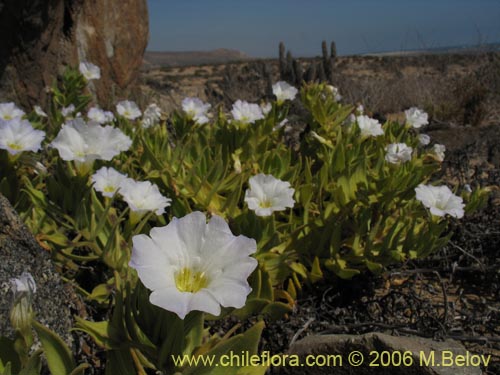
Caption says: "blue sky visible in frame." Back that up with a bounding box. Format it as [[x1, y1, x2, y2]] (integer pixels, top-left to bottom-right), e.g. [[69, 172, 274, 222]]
[[147, 0, 500, 57]]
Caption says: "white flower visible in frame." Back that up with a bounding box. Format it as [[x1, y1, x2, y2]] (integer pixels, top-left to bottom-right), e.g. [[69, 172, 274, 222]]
[[120, 179, 171, 216], [79, 62, 101, 81], [142, 103, 163, 128], [244, 174, 295, 216], [356, 115, 384, 137], [272, 81, 298, 103], [356, 104, 364, 115], [405, 107, 429, 128], [261, 102, 272, 116], [105, 112, 115, 122], [432, 144, 446, 162], [418, 134, 431, 146], [141, 118, 155, 129], [415, 184, 464, 218], [0, 119, 45, 155], [87, 107, 105, 124], [129, 211, 258, 319], [61, 104, 76, 118], [10, 272, 37, 295], [345, 113, 356, 126], [34, 105, 48, 117], [181, 97, 211, 125], [326, 85, 342, 102], [385, 143, 413, 164], [88, 107, 114, 124], [273, 118, 288, 132], [116, 100, 142, 120], [231, 100, 264, 125], [0, 102, 25, 121], [91, 167, 128, 197], [464, 184, 472, 193], [34, 161, 48, 175], [50, 118, 132, 163]]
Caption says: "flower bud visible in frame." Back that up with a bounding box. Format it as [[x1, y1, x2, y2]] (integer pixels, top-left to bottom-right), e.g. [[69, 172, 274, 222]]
[[9, 272, 36, 340], [232, 149, 243, 174]]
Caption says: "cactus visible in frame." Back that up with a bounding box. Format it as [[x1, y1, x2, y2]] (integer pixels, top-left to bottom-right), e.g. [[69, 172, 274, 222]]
[[262, 62, 273, 96], [321, 40, 332, 82], [278, 42, 297, 84], [305, 63, 316, 83], [278, 40, 337, 85], [317, 61, 326, 82], [279, 41, 286, 78], [293, 59, 303, 84], [322, 40, 330, 75], [286, 51, 296, 83], [330, 41, 337, 60]]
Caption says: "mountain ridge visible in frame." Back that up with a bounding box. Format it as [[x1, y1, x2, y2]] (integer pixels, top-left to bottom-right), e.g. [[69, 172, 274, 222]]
[[143, 48, 250, 68]]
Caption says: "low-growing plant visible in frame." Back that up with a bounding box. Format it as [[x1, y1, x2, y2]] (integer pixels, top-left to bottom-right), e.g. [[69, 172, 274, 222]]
[[0, 63, 489, 374]]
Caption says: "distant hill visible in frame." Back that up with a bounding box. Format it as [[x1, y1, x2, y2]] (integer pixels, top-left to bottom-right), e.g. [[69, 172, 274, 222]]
[[364, 42, 500, 57], [143, 48, 251, 68]]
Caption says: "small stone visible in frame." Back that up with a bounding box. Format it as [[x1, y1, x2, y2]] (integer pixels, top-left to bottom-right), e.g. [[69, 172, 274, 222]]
[[281, 332, 483, 375]]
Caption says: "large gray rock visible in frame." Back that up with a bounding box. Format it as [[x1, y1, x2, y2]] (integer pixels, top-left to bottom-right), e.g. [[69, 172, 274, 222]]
[[0, 194, 73, 344], [281, 332, 484, 375], [0, 0, 149, 108]]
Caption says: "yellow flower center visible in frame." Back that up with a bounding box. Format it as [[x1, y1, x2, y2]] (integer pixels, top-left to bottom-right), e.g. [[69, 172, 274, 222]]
[[259, 199, 272, 208], [4, 115, 12, 120], [103, 185, 115, 193], [435, 201, 446, 211], [7, 143, 22, 150], [175, 267, 209, 293]]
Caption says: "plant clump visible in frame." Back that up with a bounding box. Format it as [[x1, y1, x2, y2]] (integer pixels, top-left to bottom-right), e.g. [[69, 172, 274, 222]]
[[0, 64, 489, 374]]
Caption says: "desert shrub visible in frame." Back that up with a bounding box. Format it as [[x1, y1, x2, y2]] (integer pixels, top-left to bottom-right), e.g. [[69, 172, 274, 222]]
[[194, 68, 208, 77]]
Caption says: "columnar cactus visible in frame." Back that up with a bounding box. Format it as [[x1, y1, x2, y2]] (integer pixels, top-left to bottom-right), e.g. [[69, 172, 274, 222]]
[[262, 62, 273, 96], [330, 40, 337, 60], [278, 40, 337, 85], [293, 59, 304, 84], [305, 63, 316, 83], [286, 51, 296, 83], [317, 61, 327, 82], [322, 40, 331, 80], [279, 42, 286, 78]]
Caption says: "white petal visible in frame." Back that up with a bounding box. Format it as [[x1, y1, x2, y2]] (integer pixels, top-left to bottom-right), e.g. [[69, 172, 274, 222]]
[[150, 287, 192, 319], [175, 212, 207, 257], [186, 290, 221, 316], [429, 207, 446, 217], [255, 207, 273, 216], [208, 280, 252, 308], [149, 221, 187, 265], [130, 235, 173, 290], [216, 257, 258, 281]]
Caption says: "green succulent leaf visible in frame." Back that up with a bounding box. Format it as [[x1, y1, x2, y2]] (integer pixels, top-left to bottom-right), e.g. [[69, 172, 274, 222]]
[[32, 321, 77, 375]]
